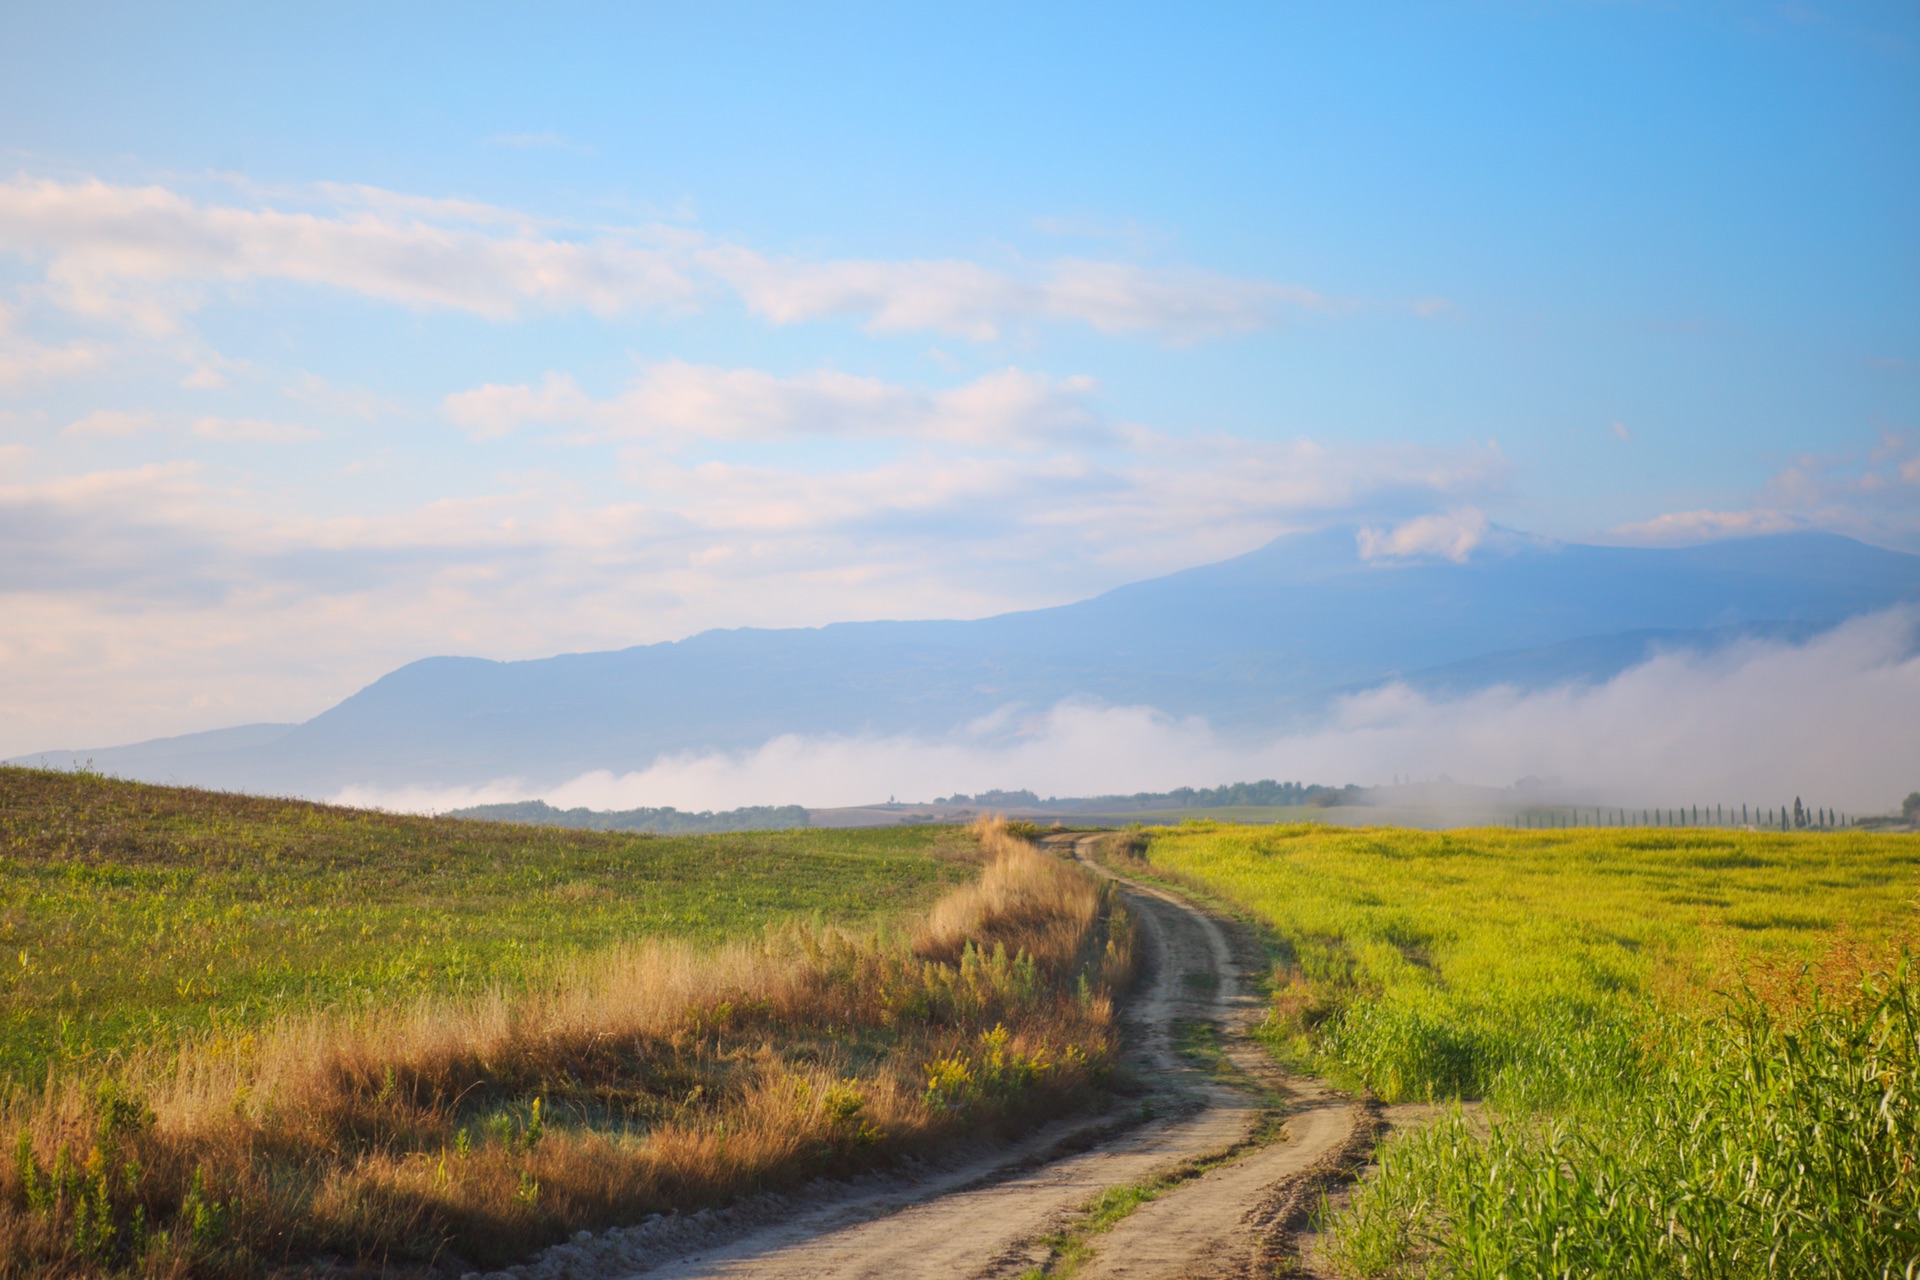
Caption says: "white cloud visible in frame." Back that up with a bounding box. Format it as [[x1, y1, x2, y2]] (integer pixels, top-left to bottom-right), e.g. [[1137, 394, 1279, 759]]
[[443, 363, 1112, 448], [699, 246, 1318, 341], [443, 373, 596, 439], [190, 416, 320, 443], [697, 247, 1036, 340], [335, 611, 1920, 815], [1609, 508, 1808, 544], [0, 176, 696, 333], [0, 307, 105, 387], [1610, 431, 1920, 550], [1039, 259, 1321, 338], [283, 372, 401, 422], [59, 409, 319, 444], [63, 409, 160, 438], [1357, 508, 1489, 562], [0, 176, 1314, 343]]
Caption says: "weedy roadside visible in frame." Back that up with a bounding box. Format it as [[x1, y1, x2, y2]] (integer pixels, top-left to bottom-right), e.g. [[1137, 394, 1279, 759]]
[[0, 810, 1134, 1278]]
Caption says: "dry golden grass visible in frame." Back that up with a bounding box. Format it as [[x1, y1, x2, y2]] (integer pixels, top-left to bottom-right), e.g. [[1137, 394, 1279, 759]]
[[0, 819, 1133, 1278]]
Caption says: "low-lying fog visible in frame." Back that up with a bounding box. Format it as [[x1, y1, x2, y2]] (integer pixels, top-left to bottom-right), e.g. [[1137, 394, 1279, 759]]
[[336, 608, 1920, 818]]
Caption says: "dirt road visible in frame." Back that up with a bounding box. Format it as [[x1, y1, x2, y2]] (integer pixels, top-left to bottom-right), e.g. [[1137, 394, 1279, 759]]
[[511, 836, 1368, 1280]]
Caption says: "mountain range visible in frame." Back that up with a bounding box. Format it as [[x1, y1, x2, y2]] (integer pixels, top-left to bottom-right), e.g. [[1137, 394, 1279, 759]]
[[15, 527, 1920, 799]]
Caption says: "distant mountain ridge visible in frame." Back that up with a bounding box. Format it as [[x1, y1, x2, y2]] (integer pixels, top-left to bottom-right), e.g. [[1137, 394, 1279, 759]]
[[15, 528, 1920, 798]]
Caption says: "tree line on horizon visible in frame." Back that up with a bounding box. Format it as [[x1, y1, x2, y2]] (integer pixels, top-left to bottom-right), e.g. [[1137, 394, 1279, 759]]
[[1515, 799, 1868, 831]]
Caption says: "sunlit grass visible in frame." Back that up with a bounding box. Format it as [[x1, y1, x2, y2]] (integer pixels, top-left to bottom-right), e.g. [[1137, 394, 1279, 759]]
[[0, 776, 1136, 1276], [1136, 821, 1920, 1278], [0, 766, 974, 1084]]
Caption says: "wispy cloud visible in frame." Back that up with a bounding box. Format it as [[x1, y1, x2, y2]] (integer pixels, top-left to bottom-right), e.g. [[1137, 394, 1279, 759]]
[[0, 176, 696, 333], [1610, 430, 1920, 550], [60, 409, 318, 444], [699, 246, 1319, 341], [1609, 508, 1809, 544], [443, 363, 1114, 448], [0, 306, 105, 386], [189, 416, 320, 443], [62, 409, 159, 438], [0, 175, 1319, 343]]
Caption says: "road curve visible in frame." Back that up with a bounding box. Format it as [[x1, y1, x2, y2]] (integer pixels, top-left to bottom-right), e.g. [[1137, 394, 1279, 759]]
[[517, 835, 1366, 1280]]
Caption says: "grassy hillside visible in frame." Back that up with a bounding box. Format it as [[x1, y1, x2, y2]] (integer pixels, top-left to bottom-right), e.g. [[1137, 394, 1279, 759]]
[[1123, 822, 1920, 1278], [0, 773, 1133, 1277], [0, 766, 973, 1084]]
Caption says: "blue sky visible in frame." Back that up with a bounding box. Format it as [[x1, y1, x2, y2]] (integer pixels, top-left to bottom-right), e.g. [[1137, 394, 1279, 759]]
[[1, 1, 1916, 755]]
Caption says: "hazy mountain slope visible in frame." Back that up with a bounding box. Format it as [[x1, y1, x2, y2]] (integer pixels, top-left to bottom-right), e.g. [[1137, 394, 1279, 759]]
[[16, 723, 298, 779], [18, 530, 1920, 795]]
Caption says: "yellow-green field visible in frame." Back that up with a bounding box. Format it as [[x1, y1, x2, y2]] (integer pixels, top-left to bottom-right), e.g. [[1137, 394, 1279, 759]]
[[1129, 821, 1920, 1279]]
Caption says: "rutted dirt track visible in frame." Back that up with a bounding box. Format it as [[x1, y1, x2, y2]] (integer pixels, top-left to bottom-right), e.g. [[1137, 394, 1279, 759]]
[[567, 836, 1373, 1280]]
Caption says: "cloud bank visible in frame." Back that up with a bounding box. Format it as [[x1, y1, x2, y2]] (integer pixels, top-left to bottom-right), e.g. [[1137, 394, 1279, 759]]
[[337, 610, 1920, 816]]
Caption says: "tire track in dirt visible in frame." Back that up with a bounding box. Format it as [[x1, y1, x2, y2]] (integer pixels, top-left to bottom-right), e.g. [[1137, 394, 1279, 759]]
[[532, 835, 1365, 1280]]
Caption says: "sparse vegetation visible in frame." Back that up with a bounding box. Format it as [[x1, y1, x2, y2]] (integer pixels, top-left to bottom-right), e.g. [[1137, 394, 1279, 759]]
[[1128, 822, 1920, 1279], [0, 771, 1135, 1276]]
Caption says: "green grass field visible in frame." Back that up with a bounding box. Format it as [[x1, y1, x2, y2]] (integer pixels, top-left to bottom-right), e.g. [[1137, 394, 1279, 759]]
[[1131, 821, 1920, 1279], [0, 774, 1129, 1275], [0, 766, 974, 1084]]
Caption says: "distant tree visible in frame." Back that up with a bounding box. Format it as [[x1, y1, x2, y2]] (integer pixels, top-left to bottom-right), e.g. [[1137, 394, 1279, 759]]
[[1904, 792, 1920, 824]]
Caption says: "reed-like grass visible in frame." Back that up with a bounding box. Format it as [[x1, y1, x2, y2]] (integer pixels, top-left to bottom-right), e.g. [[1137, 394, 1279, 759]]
[[1328, 950, 1919, 1279], [1134, 821, 1920, 1279], [1, 819, 1133, 1277]]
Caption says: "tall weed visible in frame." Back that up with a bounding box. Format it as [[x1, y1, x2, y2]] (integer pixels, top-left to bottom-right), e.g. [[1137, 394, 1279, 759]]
[[1327, 955, 1920, 1279]]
